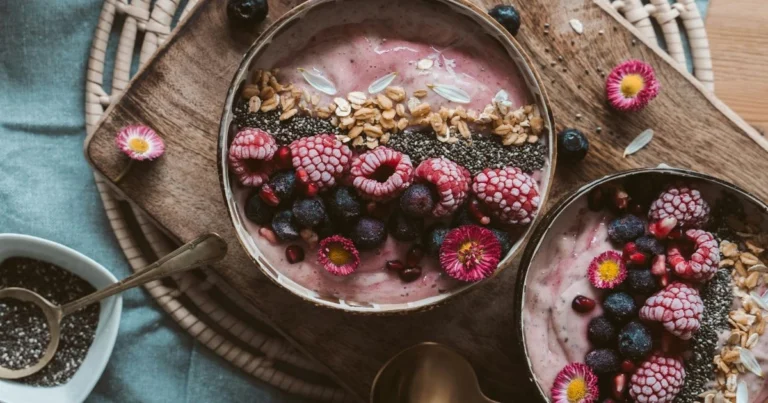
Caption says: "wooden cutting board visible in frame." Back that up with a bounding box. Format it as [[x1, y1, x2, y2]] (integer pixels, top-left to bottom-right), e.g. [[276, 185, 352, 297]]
[[85, 0, 768, 401]]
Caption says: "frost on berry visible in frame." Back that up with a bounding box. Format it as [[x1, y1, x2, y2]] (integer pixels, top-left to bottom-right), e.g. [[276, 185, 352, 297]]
[[349, 147, 413, 201], [228, 128, 278, 187], [639, 282, 703, 340], [648, 183, 710, 229], [289, 134, 352, 190], [629, 354, 685, 403], [666, 229, 719, 282], [414, 157, 470, 217], [472, 167, 540, 225]]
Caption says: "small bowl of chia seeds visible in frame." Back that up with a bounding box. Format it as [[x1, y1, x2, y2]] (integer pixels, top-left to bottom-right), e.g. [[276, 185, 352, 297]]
[[0, 234, 121, 403]]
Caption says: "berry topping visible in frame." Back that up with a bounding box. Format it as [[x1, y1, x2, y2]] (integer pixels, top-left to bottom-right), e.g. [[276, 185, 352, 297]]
[[490, 229, 512, 256], [227, 0, 269, 25], [588, 251, 627, 289], [285, 245, 304, 264], [289, 134, 352, 191], [229, 128, 278, 187], [245, 190, 276, 225], [612, 373, 628, 401], [315, 218, 337, 240], [439, 225, 502, 282], [388, 211, 423, 242], [115, 125, 165, 161], [472, 166, 540, 226], [266, 170, 297, 204], [423, 224, 450, 258], [635, 236, 665, 256], [488, 5, 521, 36], [626, 269, 658, 295], [557, 128, 590, 161], [318, 235, 360, 276], [350, 217, 387, 251], [550, 363, 599, 403], [618, 321, 653, 361], [399, 266, 423, 283], [291, 198, 327, 229], [406, 245, 425, 267], [386, 260, 404, 272], [606, 60, 660, 112], [622, 242, 649, 266], [399, 183, 436, 217], [467, 198, 492, 226], [603, 292, 638, 325], [639, 282, 703, 340], [628, 354, 685, 403], [271, 210, 300, 241], [666, 229, 719, 282], [415, 157, 471, 217], [273, 145, 293, 170], [325, 187, 361, 226], [588, 316, 617, 347], [607, 215, 645, 244], [572, 295, 597, 313], [621, 360, 636, 374], [585, 349, 621, 375], [349, 147, 414, 201], [648, 183, 710, 230]]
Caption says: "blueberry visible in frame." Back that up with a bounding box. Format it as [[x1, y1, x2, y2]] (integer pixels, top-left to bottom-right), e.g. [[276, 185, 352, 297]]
[[626, 269, 657, 295], [603, 292, 638, 325], [315, 218, 337, 240], [490, 229, 512, 256], [245, 190, 275, 225], [227, 0, 269, 25], [588, 316, 617, 347], [269, 170, 296, 204], [389, 211, 424, 242], [607, 215, 645, 244], [351, 217, 387, 250], [424, 224, 450, 257], [488, 5, 521, 36], [635, 236, 664, 255], [585, 349, 621, 375], [399, 184, 435, 217], [292, 198, 326, 228], [326, 187, 361, 225], [618, 321, 653, 361], [271, 210, 300, 241], [557, 128, 590, 161]]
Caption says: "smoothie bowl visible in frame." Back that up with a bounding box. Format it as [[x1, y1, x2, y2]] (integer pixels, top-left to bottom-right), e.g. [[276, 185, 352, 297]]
[[218, 0, 555, 313], [515, 168, 768, 403]]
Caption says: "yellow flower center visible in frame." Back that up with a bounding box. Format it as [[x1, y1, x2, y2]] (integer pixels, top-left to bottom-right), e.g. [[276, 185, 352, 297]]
[[457, 240, 479, 264], [128, 137, 150, 154], [620, 74, 645, 98], [598, 260, 621, 282], [566, 378, 587, 402], [327, 244, 352, 266]]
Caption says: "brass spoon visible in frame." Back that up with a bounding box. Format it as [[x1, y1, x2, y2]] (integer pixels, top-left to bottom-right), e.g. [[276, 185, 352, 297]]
[[370, 343, 499, 403], [0, 233, 228, 380]]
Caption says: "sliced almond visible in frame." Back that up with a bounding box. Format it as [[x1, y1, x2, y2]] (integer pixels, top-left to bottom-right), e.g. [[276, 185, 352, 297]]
[[380, 132, 391, 145], [410, 103, 431, 118], [741, 253, 760, 266], [493, 124, 513, 136], [397, 118, 409, 131], [242, 84, 260, 99], [334, 97, 352, 117], [395, 103, 406, 117], [382, 109, 397, 120], [348, 125, 364, 139], [363, 124, 383, 138], [347, 91, 367, 105], [413, 89, 428, 98], [376, 94, 394, 110], [260, 94, 280, 112], [384, 86, 406, 103], [279, 108, 298, 121], [722, 241, 739, 258]]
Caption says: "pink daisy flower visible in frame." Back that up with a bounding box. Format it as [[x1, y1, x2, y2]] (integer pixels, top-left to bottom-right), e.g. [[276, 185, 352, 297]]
[[115, 125, 165, 161], [439, 225, 501, 282], [587, 250, 627, 289], [605, 60, 660, 112], [317, 235, 360, 276], [550, 363, 599, 403]]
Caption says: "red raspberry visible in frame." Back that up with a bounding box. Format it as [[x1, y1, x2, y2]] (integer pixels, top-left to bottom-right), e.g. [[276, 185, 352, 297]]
[[648, 183, 710, 230], [472, 167, 541, 226], [228, 128, 278, 187], [628, 354, 685, 403], [413, 157, 471, 217], [666, 229, 719, 282], [639, 282, 703, 340], [289, 134, 352, 191], [349, 147, 413, 201]]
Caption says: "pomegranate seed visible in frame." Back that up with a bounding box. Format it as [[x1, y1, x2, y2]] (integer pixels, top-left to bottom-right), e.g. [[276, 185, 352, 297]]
[[658, 272, 670, 287], [399, 266, 422, 283], [468, 199, 491, 225], [285, 245, 305, 264], [612, 373, 627, 400], [386, 260, 405, 272], [620, 360, 635, 374], [303, 183, 319, 197], [572, 295, 596, 313], [406, 245, 425, 266], [274, 146, 293, 170], [587, 187, 605, 211], [259, 184, 281, 206], [613, 188, 629, 211], [651, 255, 667, 276], [648, 216, 677, 239], [295, 168, 311, 184]]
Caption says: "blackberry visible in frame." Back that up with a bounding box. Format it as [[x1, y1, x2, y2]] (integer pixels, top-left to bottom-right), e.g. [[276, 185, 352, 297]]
[[607, 215, 645, 244], [424, 224, 450, 258], [585, 349, 621, 375], [291, 198, 326, 229], [269, 170, 297, 204], [626, 269, 657, 295], [351, 217, 387, 250], [245, 190, 275, 225], [588, 316, 618, 347], [603, 292, 637, 325], [388, 211, 423, 242], [227, 0, 268, 25], [399, 184, 435, 217], [325, 187, 361, 225], [490, 229, 512, 256], [635, 236, 664, 255], [488, 5, 521, 36], [271, 210, 300, 241], [618, 321, 653, 361], [557, 128, 589, 161]]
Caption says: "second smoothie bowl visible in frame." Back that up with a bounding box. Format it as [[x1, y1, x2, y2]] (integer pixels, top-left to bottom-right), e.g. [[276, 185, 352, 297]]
[[218, 0, 555, 313]]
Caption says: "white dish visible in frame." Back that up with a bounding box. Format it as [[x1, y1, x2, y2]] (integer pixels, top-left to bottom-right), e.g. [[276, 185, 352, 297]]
[[0, 234, 122, 403]]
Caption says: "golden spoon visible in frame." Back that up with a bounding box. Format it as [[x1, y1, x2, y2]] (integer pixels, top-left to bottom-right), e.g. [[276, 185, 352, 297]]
[[0, 233, 228, 380], [370, 343, 499, 403]]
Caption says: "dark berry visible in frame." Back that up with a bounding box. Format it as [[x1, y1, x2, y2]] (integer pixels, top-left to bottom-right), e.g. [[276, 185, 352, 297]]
[[271, 210, 300, 241], [386, 260, 405, 272], [557, 128, 589, 161], [227, 0, 268, 25], [626, 269, 657, 295], [269, 170, 296, 203], [285, 245, 304, 264], [388, 211, 423, 242], [488, 5, 521, 36], [351, 217, 387, 250], [607, 215, 645, 244], [618, 321, 652, 361], [315, 217, 336, 240], [326, 187, 361, 225], [603, 292, 638, 325], [452, 207, 476, 227], [587, 187, 606, 211], [245, 190, 275, 225], [292, 198, 326, 228], [572, 295, 596, 313], [406, 245, 425, 266], [635, 236, 664, 255], [588, 316, 617, 347], [399, 184, 435, 217], [424, 224, 450, 257], [399, 266, 422, 283], [585, 349, 621, 375], [490, 229, 512, 256]]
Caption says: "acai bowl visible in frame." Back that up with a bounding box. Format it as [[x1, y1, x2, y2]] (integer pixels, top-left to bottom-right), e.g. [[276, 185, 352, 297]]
[[515, 168, 768, 403], [218, 0, 555, 313]]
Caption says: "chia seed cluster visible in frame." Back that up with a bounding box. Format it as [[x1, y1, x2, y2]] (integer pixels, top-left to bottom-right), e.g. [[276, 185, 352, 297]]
[[0, 257, 99, 387], [232, 100, 339, 145]]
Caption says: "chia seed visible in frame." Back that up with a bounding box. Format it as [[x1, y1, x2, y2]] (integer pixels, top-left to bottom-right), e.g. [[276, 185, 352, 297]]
[[0, 257, 99, 387], [232, 100, 340, 145]]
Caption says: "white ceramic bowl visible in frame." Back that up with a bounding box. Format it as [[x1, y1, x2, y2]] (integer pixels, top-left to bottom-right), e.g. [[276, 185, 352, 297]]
[[0, 234, 122, 403]]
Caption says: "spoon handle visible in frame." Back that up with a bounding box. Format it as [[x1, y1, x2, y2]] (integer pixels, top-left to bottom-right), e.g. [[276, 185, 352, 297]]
[[61, 233, 228, 317]]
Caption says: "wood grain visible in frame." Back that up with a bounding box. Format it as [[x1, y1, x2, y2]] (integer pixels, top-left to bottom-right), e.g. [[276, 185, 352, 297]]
[[85, 0, 768, 401]]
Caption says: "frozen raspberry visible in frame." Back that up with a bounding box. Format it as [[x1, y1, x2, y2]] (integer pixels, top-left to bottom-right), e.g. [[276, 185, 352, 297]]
[[639, 282, 703, 340], [628, 354, 685, 403], [472, 167, 540, 226], [349, 147, 414, 201], [648, 183, 710, 232], [289, 134, 352, 191], [666, 229, 719, 282], [414, 157, 471, 217], [228, 128, 278, 187]]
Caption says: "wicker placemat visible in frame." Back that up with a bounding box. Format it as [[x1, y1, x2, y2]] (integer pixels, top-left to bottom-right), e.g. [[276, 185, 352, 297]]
[[82, 0, 712, 400]]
